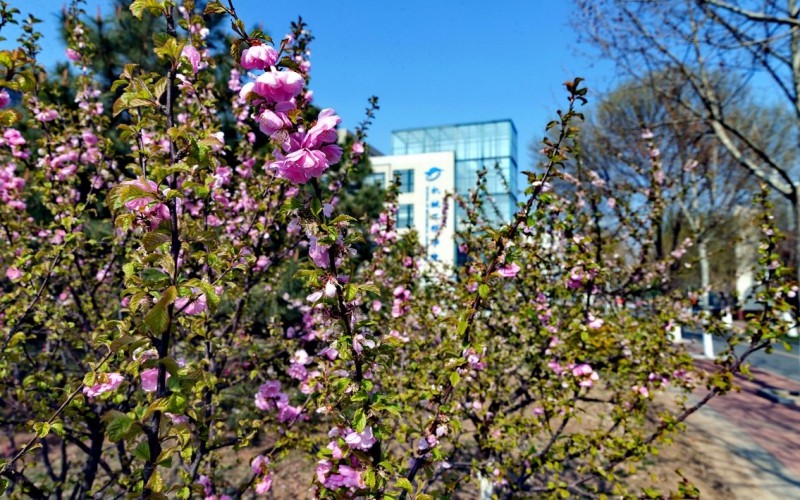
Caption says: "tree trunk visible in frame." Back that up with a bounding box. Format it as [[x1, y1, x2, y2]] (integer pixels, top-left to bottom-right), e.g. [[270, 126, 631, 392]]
[[793, 193, 800, 330], [698, 239, 714, 358]]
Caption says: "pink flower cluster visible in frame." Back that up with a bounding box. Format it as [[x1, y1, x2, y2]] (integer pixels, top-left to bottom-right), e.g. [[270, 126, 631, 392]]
[[316, 460, 364, 492], [496, 262, 520, 278], [462, 347, 487, 371], [254, 380, 304, 423], [240, 44, 279, 70], [571, 363, 599, 388], [267, 108, 343, 183], [120, 178, 170, 229], [391, 285, 411, 318], [0, 161, 26, 210], [566, 266, 596, 290], [239, 44, 342, 184], [251, 455, 273, 494], [197, 475, 231, 500], [82, 372, 124, 398], [0, 129, 29, 160], [370, 208, 398, 253]]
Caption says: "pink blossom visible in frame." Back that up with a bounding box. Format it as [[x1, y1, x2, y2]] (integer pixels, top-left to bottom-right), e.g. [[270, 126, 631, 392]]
[[5, 266, 22, 281], [82, 372, 124, 397], [277, 403, 302, 423], [288, 363, 308, 380], [35, 109, 59, 122], [497, 263, 520, 278], [181, 45, 202, 74], [316, 460, 333, 484], [572, 363, 593, 377], [251, 455, 270, 474], [240, 44, 278, 70], [352, 334, 375, 355], [253, 68, 305, 103], [175, 292, 207, 315], [140, 367, 169, 392], [258, 380, 282, 398], [587, 314, 604, 330], [255, 108, 292, 136], [66, 48, 80, 62], [344, 426, 377, 450], [272, 148, 330, 184], [308, 235, 330, 268], [0, 89, 9, 108], [323, 465, 364, 490], [254, 474, 273, 494], [327, 440, 345, 459], [302, 109, 340, 149], [120, 178, 158, 211], [198, 475, 213, 496]]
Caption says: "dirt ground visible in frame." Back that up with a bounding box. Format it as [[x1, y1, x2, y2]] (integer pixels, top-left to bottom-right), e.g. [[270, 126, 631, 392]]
[[4, 377, 798, 498]]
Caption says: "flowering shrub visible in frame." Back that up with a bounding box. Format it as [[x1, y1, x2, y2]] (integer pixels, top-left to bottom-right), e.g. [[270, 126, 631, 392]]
[[0, 1, 793, 498]]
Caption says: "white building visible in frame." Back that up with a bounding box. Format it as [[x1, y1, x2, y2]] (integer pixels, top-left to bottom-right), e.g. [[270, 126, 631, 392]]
[[368, 151, 457, 267], [367, 120, 519, 268]]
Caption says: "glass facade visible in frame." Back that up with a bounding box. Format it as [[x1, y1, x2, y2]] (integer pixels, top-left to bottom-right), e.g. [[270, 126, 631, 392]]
[[364, 172, 386, 187], [397, 203, 414, 228], [394, 169, 414, 193], [391, 120, 518, 226]]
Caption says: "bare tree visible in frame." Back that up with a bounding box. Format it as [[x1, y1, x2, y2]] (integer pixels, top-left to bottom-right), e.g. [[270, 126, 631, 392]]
[[575, 0, 800, 312]]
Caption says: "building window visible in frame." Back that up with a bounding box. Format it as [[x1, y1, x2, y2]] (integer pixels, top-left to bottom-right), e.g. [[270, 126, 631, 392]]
[[394, 169, 414, 193], [364, 172, 385, 187], [397, 204, 414, 228]]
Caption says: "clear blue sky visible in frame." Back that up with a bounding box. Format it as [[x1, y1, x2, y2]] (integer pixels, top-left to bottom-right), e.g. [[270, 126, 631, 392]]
[[3, 0, 618, 166]]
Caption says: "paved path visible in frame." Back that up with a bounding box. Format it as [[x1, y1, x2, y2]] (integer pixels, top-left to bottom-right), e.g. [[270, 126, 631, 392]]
[[683, 329, 800, 383], [685, 358, 800, 497]]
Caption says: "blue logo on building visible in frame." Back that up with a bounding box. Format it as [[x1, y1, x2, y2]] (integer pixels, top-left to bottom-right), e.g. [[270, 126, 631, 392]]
[[425, 166, 442, 182]]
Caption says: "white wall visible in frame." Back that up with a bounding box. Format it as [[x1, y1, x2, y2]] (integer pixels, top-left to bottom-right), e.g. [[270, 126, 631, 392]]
[[370, 152, 457, 267]]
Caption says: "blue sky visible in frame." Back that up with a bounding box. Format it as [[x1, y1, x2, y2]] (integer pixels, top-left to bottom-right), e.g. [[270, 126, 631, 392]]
[[3, 0, 619, 166]]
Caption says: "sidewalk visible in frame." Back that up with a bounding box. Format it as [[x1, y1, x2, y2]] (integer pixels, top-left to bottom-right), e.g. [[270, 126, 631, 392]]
[[687, 358, 800, 497]]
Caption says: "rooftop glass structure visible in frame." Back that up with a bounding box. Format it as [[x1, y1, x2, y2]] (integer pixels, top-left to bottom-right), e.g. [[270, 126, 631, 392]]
[[391, 120, 518, 224]]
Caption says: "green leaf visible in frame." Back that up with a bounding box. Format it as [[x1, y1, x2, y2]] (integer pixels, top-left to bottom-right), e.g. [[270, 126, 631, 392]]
[[103, 411, 135, 442], [0, 108, 21, 126], [144, 286, 177, 334], [396, 478, 412, 492], [161, 357, 181, 376], [50, 422, 65, 437], [146, 469, 164, 493], [353, 408, 367, 432], [456, 316, 469, 336], [449, 371, 460, 387], [330, 214, 356, 224], [344, 283, 357, 302], [364, 469, 376, 489], [142, 268, 170, 287], [130, 0, 163, 19], [197, 281, 220, 314], [143, 231, 171, 252], [34, 422, 50, 438], [478, 284, 490, 299], [203, 1, 227, 14], [111, 334, 139, 353], [133, 441, 151, 461]]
